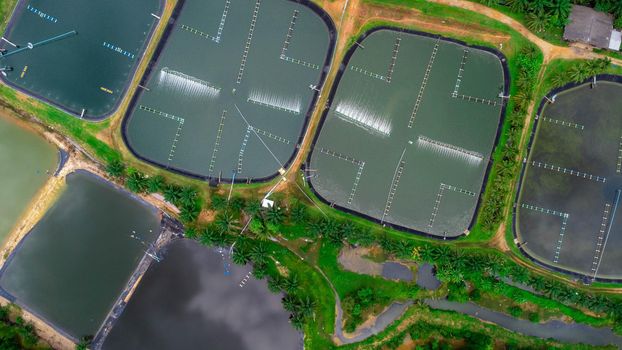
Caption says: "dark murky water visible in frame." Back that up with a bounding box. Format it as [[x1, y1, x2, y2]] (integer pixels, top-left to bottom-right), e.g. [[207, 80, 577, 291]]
[[102, 239, 300, 350]]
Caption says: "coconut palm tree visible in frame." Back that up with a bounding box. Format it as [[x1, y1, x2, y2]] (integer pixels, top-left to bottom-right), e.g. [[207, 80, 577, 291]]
[[297, 295, 315, 317], [265, 205, 284, 225], [232, 247, 251, 265], [179, 186, 199, 207], [228, 196, 246, 213], [569, 64, 589, 82], [126, 170, 148, 193], [550, 0, 571, 25], [200, 226, 221, 246], [164, 184, 182, 204], [184, 226, 198, 239], [215, 211, 239, 233], [529, 0, 552, 13], [244, 198, 262, 216], [106, 159, 126, 178], [550, 71, 568, 87], [284, 274, 300, 293], [290, 201, 308, 223], [289, 312, 305, 330], [282, 295, 299, 313], [147, 175, 165, 193], [511, 91, 531, 112], [250, 242, 269, 264], [210, 194, 228, 210], [479, 0, 498, 7], [526, 9, 549, 33], [252, 261, 268, 279], [506, 0, 530, 13], [180, 204, 200, 223]]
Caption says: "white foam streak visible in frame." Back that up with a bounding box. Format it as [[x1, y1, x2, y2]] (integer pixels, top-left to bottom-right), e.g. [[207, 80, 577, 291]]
[[247, 89, 301, 115], [334, 100, 391, 137], [416, 136, 483, 166], [157, 67, 220, 98]]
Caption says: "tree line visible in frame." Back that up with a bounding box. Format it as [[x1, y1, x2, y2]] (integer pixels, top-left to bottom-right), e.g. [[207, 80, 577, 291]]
[[476, 0, 622, 33]]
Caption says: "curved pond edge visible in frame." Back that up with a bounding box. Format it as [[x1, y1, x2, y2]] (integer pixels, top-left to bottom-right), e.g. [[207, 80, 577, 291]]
[[304, 25, 511, 240], [425, 299, 622, 347], [0, 0, 166, 120], [512, 74, 622, 283], [120, 0, 337, 184]]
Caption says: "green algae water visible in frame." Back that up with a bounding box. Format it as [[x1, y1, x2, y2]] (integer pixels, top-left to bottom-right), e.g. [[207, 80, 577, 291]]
[[0, 171, 160, 339], [124, 0, 333, 180], [308, 29, 506, 237], [0, 0, 161, 118], [0, 113, 56, 242]]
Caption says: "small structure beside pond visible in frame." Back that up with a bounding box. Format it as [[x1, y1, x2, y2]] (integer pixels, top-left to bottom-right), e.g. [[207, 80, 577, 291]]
[[563, 5, 621, 51]]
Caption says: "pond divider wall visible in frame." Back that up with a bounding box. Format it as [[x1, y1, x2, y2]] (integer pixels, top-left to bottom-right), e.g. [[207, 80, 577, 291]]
[[305, 26, 510, 240], [120, 0, 337, 184], [91, 215, 184, 350]]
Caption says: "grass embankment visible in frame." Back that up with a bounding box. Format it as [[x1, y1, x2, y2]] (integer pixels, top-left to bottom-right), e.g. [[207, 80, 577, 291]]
[[2, 0, 622, 348]]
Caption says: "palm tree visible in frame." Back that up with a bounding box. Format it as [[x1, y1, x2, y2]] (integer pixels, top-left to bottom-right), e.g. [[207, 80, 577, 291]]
[[497, 160, 516, 177], [200, 226, 220, 246], [210, 194, 228, 210], [232, 247, 251, 265], [164, 184, 182, 204], [550, 71, 568, 87], [282, 295, 299, 313], [340, 221, 356, 240], [180, 203, 200, 223], [252, 261, 268, 279], [250, 242, 269, 264], [529, 0, 551, 13], [480, 0, 498, 6], [106, 159, 126, 178], [551, 0, 571, 25], [229, 196, 246, 213], [511, 91, 530, 112], [526, 9, 549, 33], [215, 211, 239, 233], [179, 186, 198, 207], [506, 0, 529, 13], [244, 198, 262, 216], [126, 170, 148, 193], [290, 201, 308, 223], [267, 277, 284, 293], [569, 64, 589, 83], [185, 226, 198, 239], [284, 274, 300, 293], [289, 312, 305, 330], [265, 205, 284, 225], [147, 175, 165, 193], [297, 295, 315, 317]]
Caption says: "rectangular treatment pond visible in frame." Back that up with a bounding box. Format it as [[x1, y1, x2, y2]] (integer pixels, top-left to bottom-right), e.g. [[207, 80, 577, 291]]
[[0, 0, 162, 119], [307, 28, 508, 238], [0, 171, 161, 340], [0, 113, 57, 241], [515, 78, 622, 282], [122, 0, 335, 182]]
